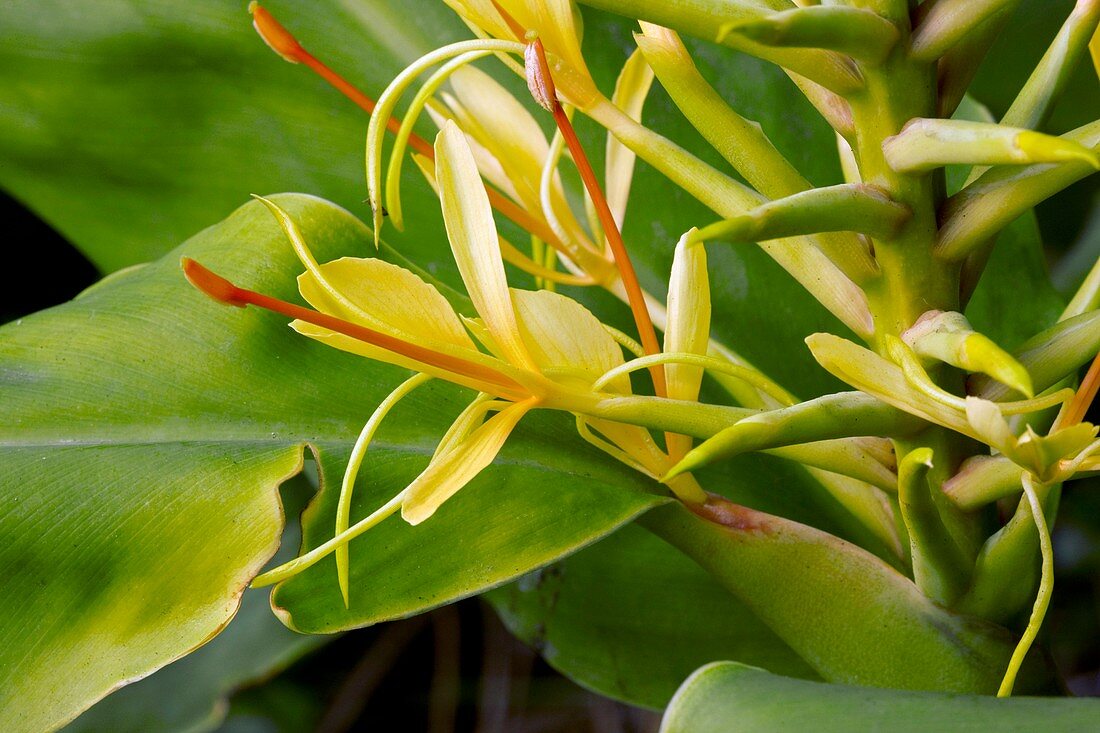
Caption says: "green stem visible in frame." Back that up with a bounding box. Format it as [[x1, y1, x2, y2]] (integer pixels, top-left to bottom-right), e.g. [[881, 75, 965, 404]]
[[840, 21, 992, 616]]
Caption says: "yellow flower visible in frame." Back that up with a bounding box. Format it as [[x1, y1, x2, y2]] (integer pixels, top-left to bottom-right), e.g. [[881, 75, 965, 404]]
[[188, 121, 710, 600], [288, 122, 644, 524], [443, 0, 600, 108]]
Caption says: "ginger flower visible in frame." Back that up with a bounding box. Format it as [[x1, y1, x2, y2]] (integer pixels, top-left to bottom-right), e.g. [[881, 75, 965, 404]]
[[416, 64, 619, 287], [444, 0, 600, 109], [373, 41, 655, 298], [185, 122, 711, 602]]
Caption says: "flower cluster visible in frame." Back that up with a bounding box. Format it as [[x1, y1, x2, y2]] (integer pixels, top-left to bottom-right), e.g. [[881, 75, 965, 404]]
[[192, 0, 1100, 695]]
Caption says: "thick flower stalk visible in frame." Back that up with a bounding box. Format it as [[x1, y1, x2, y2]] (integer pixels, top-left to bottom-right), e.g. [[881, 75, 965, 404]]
[[207, 0, 1100, 698]]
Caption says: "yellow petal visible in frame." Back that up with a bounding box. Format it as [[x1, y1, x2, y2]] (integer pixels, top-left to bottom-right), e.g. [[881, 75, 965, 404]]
[[511, 288, 627, 390], [436, 122, 537, 370], [663, 233, 710, 460], [431, 394, 499, 460], [297, 257, 474, 351], [420, 113, 601, 282], [606, 49, 654, 229], [402, 398, 537, 524], [497, 0, 598, 107], [447, 66, 550, 213], [425, 103, 523, 204], [664, 234, 711, 403], [442, 0, 515, 42], [807, 332, 975, 437]]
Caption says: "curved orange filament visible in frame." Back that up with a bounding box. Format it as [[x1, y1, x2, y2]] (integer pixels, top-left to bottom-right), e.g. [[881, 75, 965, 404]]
[[527, 39, 666, 398], [249, 3, 570, 255], [1063, 352, 1100, 427], [250, 3, 415, 149], [489, 0, 527, 40], [182, 258, 527, 398]]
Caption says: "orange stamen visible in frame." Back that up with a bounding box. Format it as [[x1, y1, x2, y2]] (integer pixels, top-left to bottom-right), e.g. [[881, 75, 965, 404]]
[[182, 258, 527, 397], [1063, 352, 1100, 427], [249, 3, 425, 153], [527, 39, 666, 397], [249, 3, 571, 256], [489, 0, 528, 41]]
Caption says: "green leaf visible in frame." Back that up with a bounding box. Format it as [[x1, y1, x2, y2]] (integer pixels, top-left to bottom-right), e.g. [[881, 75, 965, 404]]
[[270, 436, 665, 632], [0, 445, 297, 733], [966, 213, 1065, 348], [487, 524, 817, 710], [0, 0, 462, 274], [62, 476, 327, 733], [661, 662, 1100, 733], [0, 194, 665, 728]]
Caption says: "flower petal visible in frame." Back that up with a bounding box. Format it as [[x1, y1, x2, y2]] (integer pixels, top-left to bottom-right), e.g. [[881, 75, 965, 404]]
[[436, 121, 537, 370], [298, 257, 475, 350], [425, 104, 522, 203], [497, 0, 598, 107], [448, 66, 550, 212], [402, 398, 537, 524], [964, 397, 1016, 456], [806, 332, 974, 437], [442, 0, 515, 42], [663, 234, 710, 459], [511, 288, 627, 390]]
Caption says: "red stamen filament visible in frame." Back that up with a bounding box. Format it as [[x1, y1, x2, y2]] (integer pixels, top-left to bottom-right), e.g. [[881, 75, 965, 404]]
[[182, 258, 527, 398], [250, 3, 414, 148], [1063, 352, 1100, 427], [249, 3, 571, 256], [489, 0, 528, 40], [527, 39, 667, 398]]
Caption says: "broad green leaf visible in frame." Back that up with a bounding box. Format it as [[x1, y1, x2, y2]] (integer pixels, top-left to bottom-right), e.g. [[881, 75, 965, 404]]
[[270, 435, 665, 632], [0, 0, 462, 273], [0, 445, 297, 733], [487, 523, 817, 710], [661, 661, 1100, 733], [0, 194, 665, 728], [63, 476, 327, 733]]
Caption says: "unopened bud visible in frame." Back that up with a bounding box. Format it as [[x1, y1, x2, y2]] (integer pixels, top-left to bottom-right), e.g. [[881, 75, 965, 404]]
[[525, 39, 557, 112]]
